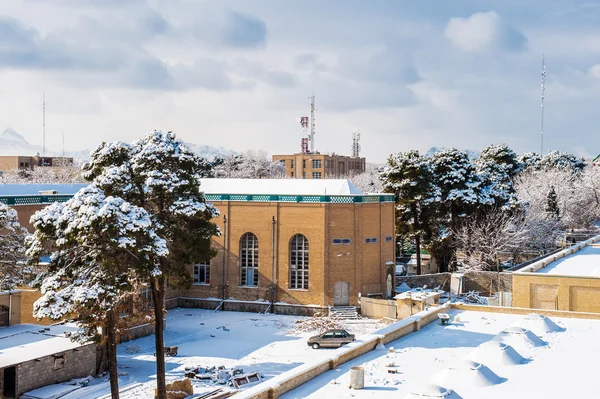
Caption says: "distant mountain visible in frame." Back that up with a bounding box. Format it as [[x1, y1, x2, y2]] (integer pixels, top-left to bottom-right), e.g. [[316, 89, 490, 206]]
[[0, 129, 236, 161], [424, 146, 479, 159]]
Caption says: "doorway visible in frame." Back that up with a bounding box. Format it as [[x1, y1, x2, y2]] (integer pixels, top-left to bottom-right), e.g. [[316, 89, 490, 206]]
[[333, 281, 350, 306], [3, 366, 16, 399]]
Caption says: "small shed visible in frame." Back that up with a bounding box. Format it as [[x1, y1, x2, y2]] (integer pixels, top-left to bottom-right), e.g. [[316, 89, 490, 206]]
[[395, 289, 441, 319], [0, 323, 97, 398]]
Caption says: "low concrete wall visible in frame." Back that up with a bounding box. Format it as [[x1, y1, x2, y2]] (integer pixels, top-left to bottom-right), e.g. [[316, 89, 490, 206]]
[[178, 297, 328, 316], [452, 303, 600, 320], [360, 297, 396, 319], [235, 304, 451, 399]]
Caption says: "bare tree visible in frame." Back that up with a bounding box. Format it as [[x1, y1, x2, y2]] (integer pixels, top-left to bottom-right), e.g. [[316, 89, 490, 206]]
[[454, 209, 530, 272], [0, 163, 85, 184], [214, 150, 286, 179]]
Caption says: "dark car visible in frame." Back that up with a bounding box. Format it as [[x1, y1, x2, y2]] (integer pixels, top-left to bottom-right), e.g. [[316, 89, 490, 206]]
[[307, 329, 356, 349]]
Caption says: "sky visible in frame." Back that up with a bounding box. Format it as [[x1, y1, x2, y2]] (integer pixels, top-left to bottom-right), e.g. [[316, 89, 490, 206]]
[[1, 0, 599, 163]]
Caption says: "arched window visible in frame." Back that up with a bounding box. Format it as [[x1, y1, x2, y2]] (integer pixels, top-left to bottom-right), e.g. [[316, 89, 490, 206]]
[[240, 233, 259, 287], [290, 234, 309, 289]]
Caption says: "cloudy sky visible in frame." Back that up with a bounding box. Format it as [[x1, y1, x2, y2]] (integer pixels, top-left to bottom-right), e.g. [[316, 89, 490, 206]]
[[1, 0, 599, 162]]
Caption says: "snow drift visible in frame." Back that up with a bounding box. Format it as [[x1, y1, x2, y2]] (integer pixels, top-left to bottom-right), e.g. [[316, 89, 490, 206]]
[[466, 341, 528, 367], [493, 326, 547, 349], [516, 313, 564, 335], [432, 360, 506, 388], [404, 383, 462, 398]]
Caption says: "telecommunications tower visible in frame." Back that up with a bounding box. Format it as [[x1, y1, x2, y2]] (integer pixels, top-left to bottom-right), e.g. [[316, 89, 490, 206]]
[[352, 131, 361, 158], [540, 55, 546, 155], [309, 95, 316, 153]]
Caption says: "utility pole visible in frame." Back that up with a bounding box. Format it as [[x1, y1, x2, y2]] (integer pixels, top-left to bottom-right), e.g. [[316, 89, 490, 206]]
[[540, 55, 546, 155]]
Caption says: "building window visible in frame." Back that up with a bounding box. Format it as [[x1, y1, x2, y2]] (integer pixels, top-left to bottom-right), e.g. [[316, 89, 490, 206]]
[[365, 237, 378, 244], [140, 286, 153, 310], [291, 172, 294, 177], [325, 160, 329, 168], [240, 233, 259, 287], [302, 172, 306, 179], [290, 234, 309, 289], [291, 160, 294, 168], [312, 172, 322, 179], [312, 159, 322, 168], [385, 236, 393, 242], [333, 238, 352, 245], [193, 263, 210, 284], [302, 160, 306, 168]]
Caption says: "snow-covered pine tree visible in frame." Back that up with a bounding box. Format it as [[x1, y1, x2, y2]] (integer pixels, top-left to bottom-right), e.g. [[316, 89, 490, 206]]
[[429, 149, 482, 271], [517, 152, 542, 172], [0, 203, 27, 290], [82, 130, 220, 399], [546, 186, 560, 220], [539, 151, 586, 172], [27, 185, 167, 399], [380, 150, 440, 275], [475, 144, 521, 209]]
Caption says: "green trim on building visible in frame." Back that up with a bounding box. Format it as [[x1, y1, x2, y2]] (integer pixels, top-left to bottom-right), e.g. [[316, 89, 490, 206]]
[[0, 193, 395, 206]]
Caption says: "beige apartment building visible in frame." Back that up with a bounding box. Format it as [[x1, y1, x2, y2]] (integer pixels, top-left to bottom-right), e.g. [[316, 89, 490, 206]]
[[272, 153, 366, 179], [0, 155, 73, 172]]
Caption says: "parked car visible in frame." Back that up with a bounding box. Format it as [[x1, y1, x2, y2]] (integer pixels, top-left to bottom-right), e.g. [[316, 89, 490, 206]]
[[307, 329, 355, 349]]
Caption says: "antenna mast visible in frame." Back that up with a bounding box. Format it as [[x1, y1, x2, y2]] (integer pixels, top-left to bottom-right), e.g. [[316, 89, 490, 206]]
[[352, 131, 361, 158], [540, 54, 546, 155], [43, 92, 46, 158], [309, 95, 316, 153]]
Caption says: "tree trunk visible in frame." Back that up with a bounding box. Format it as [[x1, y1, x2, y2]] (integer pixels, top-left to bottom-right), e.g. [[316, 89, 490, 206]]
[[151, 277, 167, 399], [106, 310, 120, 399], [96, 341, 108, 376], [415, 234, 422, 275]]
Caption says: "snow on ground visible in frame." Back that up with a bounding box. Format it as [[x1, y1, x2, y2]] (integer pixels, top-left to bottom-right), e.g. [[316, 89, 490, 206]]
[[536, 244, 600, 277], [282, 310, 600, 399], [49, 308, 379, 399]]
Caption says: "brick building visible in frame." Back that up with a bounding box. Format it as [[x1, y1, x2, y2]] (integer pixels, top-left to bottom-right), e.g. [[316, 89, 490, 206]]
[[272, 153, 366, 179], [0, 324, 97, 398], [2, 179, 396, 315], [175, 178, 395, 308], [0, 155, 73, 172], [513, 235, 600, 312]]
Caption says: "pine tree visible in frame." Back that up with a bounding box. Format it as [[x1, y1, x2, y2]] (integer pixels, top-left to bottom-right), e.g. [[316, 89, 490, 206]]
[[429, 149, 482, 271], [0, 203, 27, 290], [380, 150, 439, 275], [27, 185, 167, 399], [82, 130, 220, 399], [545, 185, 560, 220]]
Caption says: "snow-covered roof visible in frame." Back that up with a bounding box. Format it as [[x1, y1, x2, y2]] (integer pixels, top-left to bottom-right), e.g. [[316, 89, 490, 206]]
[[0, 184, 88, 196], [536, 244, 600, 277], [282, 310, 600, 399], [0, 323, 89, 368], [199, 178, 364, 196]]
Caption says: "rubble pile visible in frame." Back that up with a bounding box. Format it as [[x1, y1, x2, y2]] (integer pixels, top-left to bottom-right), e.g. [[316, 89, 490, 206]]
[[292, 315, 345, 333]]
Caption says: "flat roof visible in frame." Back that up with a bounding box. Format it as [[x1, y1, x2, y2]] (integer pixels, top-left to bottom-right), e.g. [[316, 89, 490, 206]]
[[0, 184, 88, 196], [199, 178, 364, 196], [0, 323, 89, 368], [536, 244, 600, 277], [282, 310, 600, 399]]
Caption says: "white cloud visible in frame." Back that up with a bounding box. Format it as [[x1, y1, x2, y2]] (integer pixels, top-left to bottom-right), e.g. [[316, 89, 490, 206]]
[[444, 11, 526, 52], [588, 64, 600, 78]]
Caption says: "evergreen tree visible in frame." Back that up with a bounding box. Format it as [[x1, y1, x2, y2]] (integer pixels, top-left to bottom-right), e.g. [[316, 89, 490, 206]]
[[0, 203, 27, 290], [82, 130, 220, 399], [475, 144, 520, 209], [380, 150, 439, 275], [429, 149, 482, 271], [545, 185, 560, 220], [27, 185, 167, 399]]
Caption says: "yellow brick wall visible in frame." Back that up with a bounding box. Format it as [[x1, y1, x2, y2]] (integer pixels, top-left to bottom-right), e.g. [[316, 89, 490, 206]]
[[182, 200, 394, 307], [513, 273, 600, 313]]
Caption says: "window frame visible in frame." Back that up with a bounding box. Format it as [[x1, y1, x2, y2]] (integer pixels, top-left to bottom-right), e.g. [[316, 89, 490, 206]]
[[193, 263, 211, 285], [289, 234, 309, 290], [240, 232, 259, 287]]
